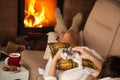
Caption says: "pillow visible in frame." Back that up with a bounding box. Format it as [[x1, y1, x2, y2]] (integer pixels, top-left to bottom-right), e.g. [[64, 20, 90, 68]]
[[3, 41, 26, 55], [43, 32, 58, 59], [48, 42, 72, 58], [48, 42, 98, 70], [3, 41, 19, 55], [56, 59, 78, 70], [48, 42, 78, 70]]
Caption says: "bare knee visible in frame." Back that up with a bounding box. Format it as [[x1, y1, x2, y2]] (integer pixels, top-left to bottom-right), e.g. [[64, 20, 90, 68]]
[[64, 31, 73, 38], [64, 30, 80, 45], [65, 30, 79, 38]]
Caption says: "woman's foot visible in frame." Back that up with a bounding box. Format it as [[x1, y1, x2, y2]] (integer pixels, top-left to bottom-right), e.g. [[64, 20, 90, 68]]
[[54, 8, 67, 33], [68, 12, 83, 32]]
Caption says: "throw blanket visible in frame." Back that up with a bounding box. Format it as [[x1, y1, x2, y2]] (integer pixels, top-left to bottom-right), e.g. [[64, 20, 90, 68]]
[[38, 46, 104, 80]]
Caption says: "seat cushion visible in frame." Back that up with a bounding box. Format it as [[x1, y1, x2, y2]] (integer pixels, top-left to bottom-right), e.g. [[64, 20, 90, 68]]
[[21, 50, 47, 80]]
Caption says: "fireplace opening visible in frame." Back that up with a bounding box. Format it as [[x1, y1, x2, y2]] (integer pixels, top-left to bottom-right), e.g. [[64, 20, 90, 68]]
[[18, 0, 61, 36]]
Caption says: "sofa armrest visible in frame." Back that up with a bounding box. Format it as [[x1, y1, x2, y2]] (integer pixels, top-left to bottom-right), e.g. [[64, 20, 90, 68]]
[[21, 50, 48, 80]]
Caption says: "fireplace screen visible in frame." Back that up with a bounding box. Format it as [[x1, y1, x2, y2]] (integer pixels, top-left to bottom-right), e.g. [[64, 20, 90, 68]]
[[18, 0, 57, 36]]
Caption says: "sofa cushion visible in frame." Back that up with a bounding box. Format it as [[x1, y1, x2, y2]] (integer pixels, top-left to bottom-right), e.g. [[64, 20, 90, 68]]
[[110, 24, 120, 56], [83, 0, 120, 58]]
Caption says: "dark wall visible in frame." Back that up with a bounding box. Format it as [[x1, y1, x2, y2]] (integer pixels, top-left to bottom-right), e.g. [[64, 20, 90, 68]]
[[0, 0, 18, 45], [57, 0, 64, 13], [63, 0, 96, 29]]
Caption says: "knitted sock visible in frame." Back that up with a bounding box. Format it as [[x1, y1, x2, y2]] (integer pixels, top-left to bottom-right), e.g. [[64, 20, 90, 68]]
[[68, 12, 83, 32], [54, 8, 67, 32]]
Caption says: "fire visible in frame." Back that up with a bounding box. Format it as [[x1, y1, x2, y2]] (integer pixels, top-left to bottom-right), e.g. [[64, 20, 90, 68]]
[[24, 0, 56, 28]]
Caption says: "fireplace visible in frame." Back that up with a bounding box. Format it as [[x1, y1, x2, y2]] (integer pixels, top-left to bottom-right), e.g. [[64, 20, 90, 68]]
[[18, 0, 60, 36]]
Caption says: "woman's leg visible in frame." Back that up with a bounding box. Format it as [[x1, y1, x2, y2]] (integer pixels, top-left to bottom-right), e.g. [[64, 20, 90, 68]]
[[68, 12, 83, 32], [59, 29, 80, 45], [54, 8, 67, 42], [58, 12, 83, 45], [54, 8, 67, 33]]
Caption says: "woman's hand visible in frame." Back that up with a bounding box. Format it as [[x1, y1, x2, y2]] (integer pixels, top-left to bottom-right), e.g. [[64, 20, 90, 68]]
[[72, 47, 93, 60], [53, 49, 62, 61], [72, 47, 103, 70]]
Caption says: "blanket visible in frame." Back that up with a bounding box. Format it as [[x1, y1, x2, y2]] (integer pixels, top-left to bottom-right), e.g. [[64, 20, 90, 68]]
[[38, 46, 104, 80]]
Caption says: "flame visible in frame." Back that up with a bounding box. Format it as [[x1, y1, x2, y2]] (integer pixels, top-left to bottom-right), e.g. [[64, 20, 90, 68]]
[[24, 0, 56, 28]]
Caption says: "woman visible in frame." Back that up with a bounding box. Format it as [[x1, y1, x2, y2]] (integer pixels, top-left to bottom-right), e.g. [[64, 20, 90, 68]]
[[45, 47, 120, 80], [44, 8, 120, 80]]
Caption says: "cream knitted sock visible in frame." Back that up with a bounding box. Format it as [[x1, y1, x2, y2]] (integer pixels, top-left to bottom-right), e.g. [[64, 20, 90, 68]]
[[54, 8, 67, 32], [69, 12, 83, 32]]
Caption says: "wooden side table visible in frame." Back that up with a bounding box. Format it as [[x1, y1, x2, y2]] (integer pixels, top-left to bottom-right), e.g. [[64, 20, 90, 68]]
[[0, 61, 29, 80]]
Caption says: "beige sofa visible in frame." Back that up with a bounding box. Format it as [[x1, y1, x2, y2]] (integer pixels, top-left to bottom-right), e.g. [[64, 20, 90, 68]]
[[21, 0, 120, 80]]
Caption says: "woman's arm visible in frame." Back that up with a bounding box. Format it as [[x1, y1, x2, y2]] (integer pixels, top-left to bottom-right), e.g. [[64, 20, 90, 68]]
[[86, 75, 97, 80], [48, 58, 58, 77], [48, 50, 62, 77], [72, 47, 103, 70]]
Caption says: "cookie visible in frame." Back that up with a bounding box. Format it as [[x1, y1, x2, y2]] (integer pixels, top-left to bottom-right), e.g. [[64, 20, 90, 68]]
[[9, 65, 17, 71], [2, 66, 10, 71]]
